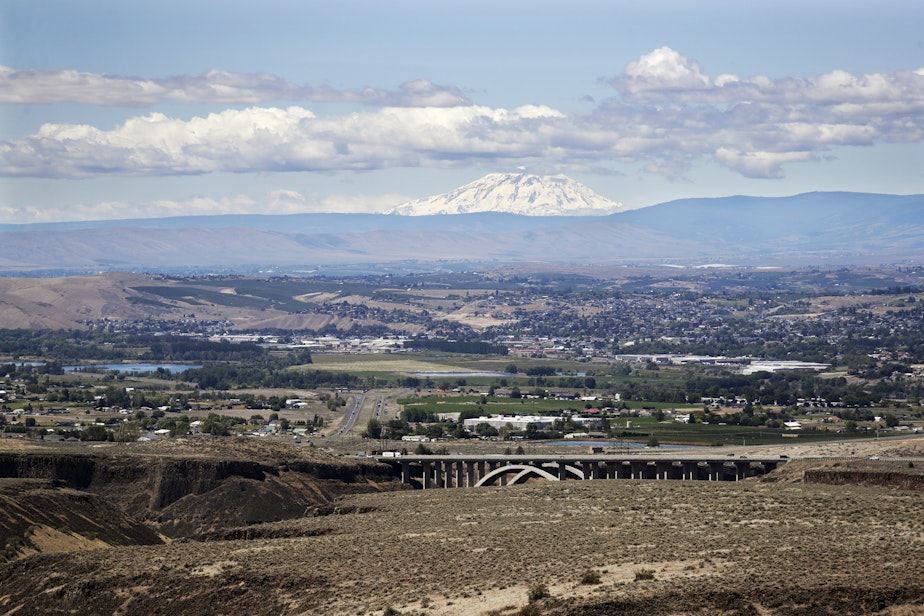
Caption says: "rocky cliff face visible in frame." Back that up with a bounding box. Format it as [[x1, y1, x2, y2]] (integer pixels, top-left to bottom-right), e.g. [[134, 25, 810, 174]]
[[803, 468, 924, 490], [0, 480, 164, 562], [0, 442, 402, 546]]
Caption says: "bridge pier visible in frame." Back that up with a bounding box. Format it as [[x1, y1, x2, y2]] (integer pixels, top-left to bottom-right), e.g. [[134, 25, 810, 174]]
[[734, 461, 753, 481], [400, 460, 411, 484], [420, 460, 432, 489], [630, 461, 644, 479], [655, 461, 671, 480], [617, 462, 632, 479], [578, 461, 591, 480]]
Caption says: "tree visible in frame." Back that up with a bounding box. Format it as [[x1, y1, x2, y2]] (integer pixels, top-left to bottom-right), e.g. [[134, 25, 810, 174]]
[[646, 436, 660, 448], [475, 422, 498, 438], [80, 425, 111, 441], [364, 418, 382, 439]]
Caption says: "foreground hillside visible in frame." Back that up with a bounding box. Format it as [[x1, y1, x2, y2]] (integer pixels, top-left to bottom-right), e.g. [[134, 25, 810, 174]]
[[1, 470, 922, 615], [0, 438, 402, 542], [0, 437, 922, 615]]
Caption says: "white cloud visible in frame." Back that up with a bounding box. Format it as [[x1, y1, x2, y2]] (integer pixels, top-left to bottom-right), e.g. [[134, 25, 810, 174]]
[[0, 190, 408, 224], [610, 48, 924, 109], [714, 148, 815, 179], [0, 105, 572, 178], [0, 66, 472, 107], [2, 49, 924, 181], [620, 46, 712, 97]]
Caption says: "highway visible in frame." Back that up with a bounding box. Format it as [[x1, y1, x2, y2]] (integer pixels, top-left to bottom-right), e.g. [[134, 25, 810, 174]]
[[335, 394, 364, 436], [335, 394, 385, 435]]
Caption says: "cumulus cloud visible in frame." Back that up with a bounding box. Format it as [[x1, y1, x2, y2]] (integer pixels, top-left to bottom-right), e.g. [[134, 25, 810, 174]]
[[620, 46, 712, 96], [0, 66, 471, 107], [0, 104, 571, 178], [2, 49, 923, 180], [609, 48, 924, 109]]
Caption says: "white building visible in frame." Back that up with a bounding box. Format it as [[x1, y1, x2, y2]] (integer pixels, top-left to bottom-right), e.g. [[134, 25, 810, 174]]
[[462, 415, 554, 432]]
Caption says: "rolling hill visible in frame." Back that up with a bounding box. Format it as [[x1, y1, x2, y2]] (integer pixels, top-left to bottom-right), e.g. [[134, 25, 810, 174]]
[[0, 187, 922, 275]]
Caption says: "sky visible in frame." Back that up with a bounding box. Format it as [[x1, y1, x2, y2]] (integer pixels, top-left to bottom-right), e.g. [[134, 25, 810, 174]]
[[1, 0, 923, 223]]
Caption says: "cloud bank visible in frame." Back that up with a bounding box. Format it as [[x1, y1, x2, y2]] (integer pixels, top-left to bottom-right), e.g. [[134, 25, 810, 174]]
[[0, 190, 407, 224], [2, 48, 923, 180], [0, 66, 471, 107]]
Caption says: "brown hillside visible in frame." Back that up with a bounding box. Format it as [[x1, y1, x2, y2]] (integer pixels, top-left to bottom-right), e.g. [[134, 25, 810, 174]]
[[1, 477, 922, 616], [0, 479, 164, 562], [0, 438, 404, 542]]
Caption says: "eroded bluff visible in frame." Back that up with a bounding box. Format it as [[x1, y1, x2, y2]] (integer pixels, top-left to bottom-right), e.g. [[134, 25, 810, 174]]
[[0, 439, 401, 540]]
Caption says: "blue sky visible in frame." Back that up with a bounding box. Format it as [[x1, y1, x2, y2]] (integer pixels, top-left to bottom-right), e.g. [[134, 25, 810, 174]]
[[1, 0, 923, 222]]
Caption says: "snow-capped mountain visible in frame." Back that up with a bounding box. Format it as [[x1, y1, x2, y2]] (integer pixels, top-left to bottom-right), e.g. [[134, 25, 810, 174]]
[[386, 173, 625, 216]]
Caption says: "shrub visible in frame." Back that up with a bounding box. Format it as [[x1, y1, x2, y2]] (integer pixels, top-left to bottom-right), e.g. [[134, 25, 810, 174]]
[[520, 604, 543, 616], [527, 583, 550, 602], [580, 570, 602, 585], [635, 569, 656, 581]]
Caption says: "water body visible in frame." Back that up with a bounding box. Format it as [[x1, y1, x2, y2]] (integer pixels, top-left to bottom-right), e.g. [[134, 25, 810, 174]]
[[546, 440, 699, 450], [63, 363, 201, 373]]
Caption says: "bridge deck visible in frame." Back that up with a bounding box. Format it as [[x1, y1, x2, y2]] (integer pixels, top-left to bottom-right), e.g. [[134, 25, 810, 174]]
[[374, 454, 788, 488]]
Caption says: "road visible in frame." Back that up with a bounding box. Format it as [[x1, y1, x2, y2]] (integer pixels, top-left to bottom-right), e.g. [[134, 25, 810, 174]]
[[335, 394, 385, 435], [335, 394, 364, 436]]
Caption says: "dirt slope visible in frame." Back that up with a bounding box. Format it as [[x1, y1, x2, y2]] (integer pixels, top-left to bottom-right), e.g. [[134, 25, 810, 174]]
[[0, 479, 164, 562], [0, 438, 403, 547], [0, 478, 922, 616]]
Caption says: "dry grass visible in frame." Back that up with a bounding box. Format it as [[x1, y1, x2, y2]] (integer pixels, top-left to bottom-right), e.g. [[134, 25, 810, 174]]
[[2, 474, 923, 615]]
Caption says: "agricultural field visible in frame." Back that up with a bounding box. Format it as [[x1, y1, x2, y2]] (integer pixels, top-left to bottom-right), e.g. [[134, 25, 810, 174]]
[[309, 354, 482, 377]]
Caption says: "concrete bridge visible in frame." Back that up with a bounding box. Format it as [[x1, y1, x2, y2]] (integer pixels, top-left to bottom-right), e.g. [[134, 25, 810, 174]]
[[374, 454, 786, 489]]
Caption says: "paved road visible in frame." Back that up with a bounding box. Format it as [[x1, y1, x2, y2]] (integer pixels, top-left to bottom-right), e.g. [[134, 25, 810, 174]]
[[335, 394, 365, 435], [335, 394, 388, 435]]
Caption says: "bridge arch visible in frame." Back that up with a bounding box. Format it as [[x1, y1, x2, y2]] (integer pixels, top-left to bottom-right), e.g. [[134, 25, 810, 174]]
[[474, 464, 562, 487], [549, 463, 586, 480]]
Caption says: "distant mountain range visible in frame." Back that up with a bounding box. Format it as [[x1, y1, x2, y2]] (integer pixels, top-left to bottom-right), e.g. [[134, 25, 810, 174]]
[[1, 175, 922, 274], [386, 173, 625, 216]]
